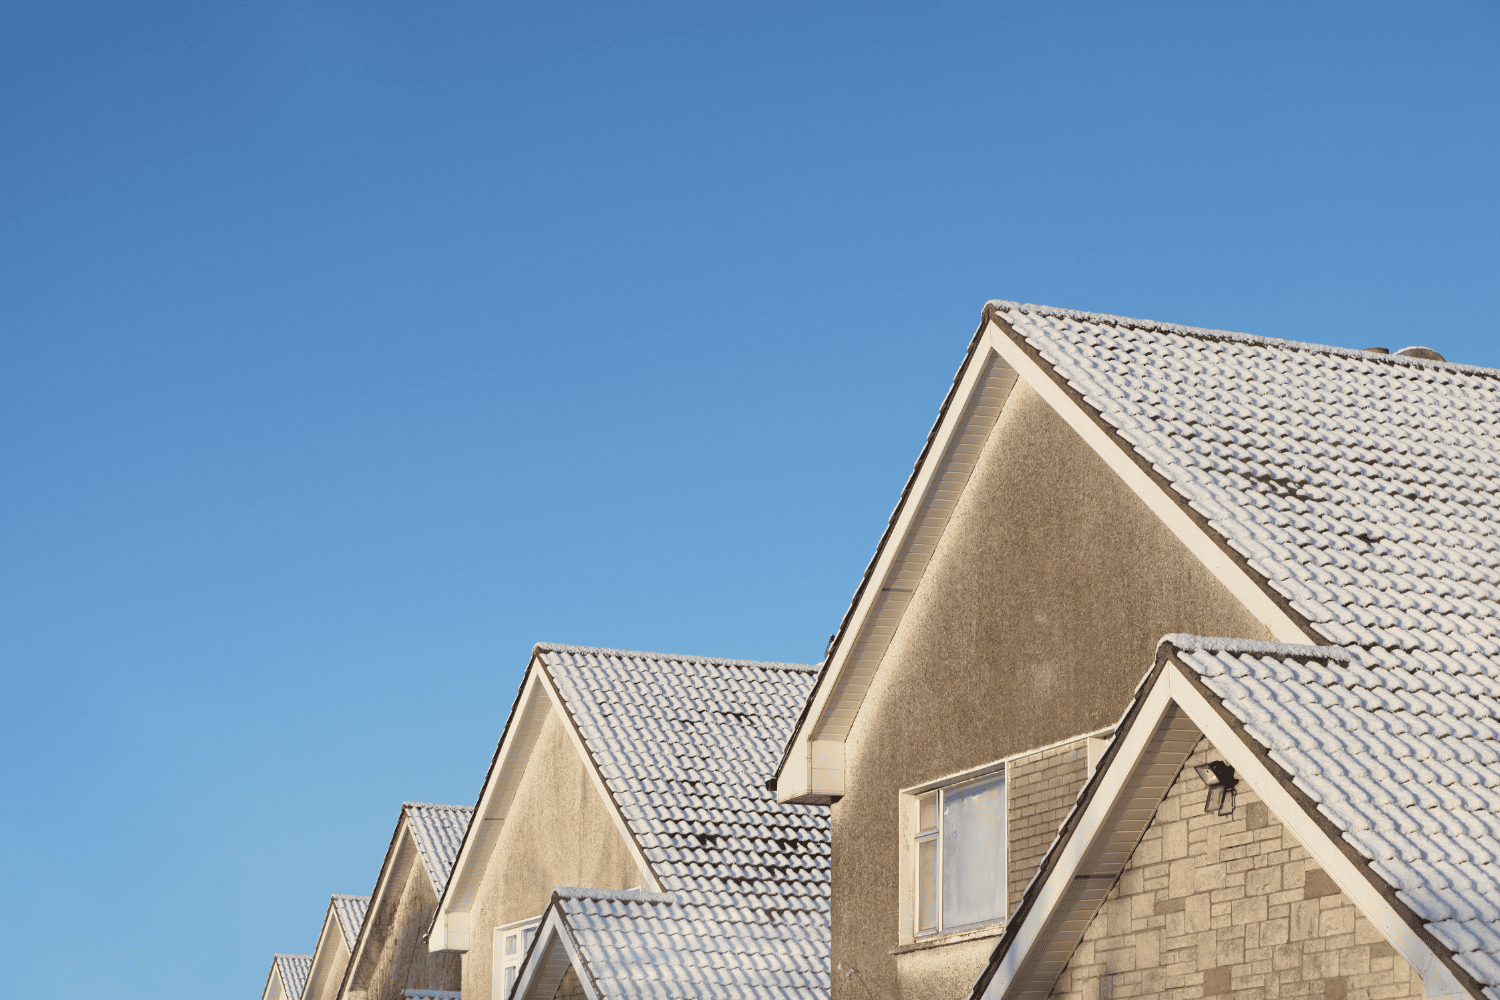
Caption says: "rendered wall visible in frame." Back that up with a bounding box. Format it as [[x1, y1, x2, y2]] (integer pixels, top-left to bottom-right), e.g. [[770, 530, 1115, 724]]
[[351, 837, 461, 1000], [1050, 738, 1419, 1000], [836, 378, 1277, 1000], [461, 706, 645, 1000], [304, 934, 349, 1000]]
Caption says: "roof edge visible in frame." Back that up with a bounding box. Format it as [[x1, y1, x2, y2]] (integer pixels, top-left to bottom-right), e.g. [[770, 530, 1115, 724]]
[[989, 300, 1498, 376], [533, 641, 818, 672]]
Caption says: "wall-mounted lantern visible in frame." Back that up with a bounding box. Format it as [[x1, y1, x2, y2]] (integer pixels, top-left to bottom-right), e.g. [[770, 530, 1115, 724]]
[[1194, 761, 1238, 816]]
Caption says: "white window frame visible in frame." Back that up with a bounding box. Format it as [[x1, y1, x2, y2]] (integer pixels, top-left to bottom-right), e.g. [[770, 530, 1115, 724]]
[[493, 916, 541, 1000], [899, 727, 1113, 946]]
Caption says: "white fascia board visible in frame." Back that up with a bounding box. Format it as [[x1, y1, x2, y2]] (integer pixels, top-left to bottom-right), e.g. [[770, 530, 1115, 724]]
[[430, 666, 552, 952], [515, 909, 599, 1000], [981, 676, 1178, 1000], [1163, 663, 1471, 999], [347, 818, 417, 990], [304, 905, 342, 1000], [532, 660, 662, 892], [778, 324, 1011, 802], [985, 318, 1314, 645]]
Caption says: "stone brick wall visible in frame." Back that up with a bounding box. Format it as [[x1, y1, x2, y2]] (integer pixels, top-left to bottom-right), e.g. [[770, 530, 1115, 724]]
[[1009, 739, 1091, 912], [1049, 738, 1421, 1000]]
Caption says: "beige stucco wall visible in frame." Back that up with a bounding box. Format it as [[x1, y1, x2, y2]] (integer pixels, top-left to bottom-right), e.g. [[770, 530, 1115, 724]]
[[835, 378, 1278, 1000], [351, 835, 462, 1000], [1051, 738, 1419, 1000], [304, 933, 349, 1000], [461, 706, 645, 1000]]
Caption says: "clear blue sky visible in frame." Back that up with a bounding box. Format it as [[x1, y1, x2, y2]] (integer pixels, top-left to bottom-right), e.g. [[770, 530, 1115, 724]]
[[2, 3, 1497, 998]]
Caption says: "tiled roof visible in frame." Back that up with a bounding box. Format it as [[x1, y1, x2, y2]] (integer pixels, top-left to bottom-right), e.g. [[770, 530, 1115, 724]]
[[403, 802, 473, 897], [996, 300, 1500, 659], [1169, 635, 1500, 998], [273, 954, 312, 1000], [329, 895, 369, 952], [401, 992, 462, 999], [551, 887, 828, 1000], [535, 644, 829, 999]]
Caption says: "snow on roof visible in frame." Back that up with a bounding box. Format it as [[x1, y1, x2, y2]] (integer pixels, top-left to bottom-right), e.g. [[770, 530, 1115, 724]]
[[1170, 638, 1500, 996], [402, 802, 473, 898], [998, 301, 1500, 661], [533, 644, 830, 998], [273, 954, 312, 1000], [548, 887, 828, 1000], [329, 895, 369, 952]]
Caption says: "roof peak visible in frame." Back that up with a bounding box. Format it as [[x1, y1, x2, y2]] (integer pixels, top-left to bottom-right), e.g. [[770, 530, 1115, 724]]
[[401, 801, 473, 812], [989, 300, 1494, 376], [534, 641, 819, 672]]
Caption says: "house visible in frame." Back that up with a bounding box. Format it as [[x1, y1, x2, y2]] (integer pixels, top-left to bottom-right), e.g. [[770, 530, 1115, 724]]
[[305, 894, 371, 1000], [426, 643, 830, 1000], [971, 634, 1500, 1000], [774, 301, 1486, 1000], [263, 954, 313, 1000], [341, 802, 474, 1000]]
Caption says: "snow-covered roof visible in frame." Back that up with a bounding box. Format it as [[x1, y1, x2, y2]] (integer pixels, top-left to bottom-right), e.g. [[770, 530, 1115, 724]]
[[971, 633, 1499, 1000], [532, 886, 827, 1000], [515, 644, 830, 999], [329, 895, 369, 952], [1175, 636, 1500, 998], [403, 802, 473, 897], [993, 300, 1500, 658], [270, 954, 312, 1000]]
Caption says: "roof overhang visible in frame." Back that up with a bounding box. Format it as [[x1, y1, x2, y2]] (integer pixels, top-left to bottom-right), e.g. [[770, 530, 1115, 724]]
[[971, 638, 1479, 1000], [774, 304, 1317, 805], [427, 649, 660, 953], [513, 904, 600, 1000], [303, 900, 351, 1000]]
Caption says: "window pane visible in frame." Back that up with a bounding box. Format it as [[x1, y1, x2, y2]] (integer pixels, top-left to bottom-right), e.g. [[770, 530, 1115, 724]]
[[918, 793, 936, 833], [505, 932, 517, 956], [524, 926, 536, 950], [917, 838, 936, 933], [942, 775, 1005, 929], [505, 967, 515, 990]]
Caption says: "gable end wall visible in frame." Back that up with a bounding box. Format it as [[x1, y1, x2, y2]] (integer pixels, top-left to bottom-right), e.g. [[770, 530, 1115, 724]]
[[462, 706, 644, 1000], [1050, 737, 1420, 1000], [837, 378, 1277, 1000]]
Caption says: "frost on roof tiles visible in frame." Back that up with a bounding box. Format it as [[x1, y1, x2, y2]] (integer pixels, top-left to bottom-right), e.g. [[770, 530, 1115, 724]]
[[272, 954, 312, 1000], [402, 802, 473, 898], [996, 302, 1500, 666], [329, 895, 370, 952], [533, 646, 831, 999], [1166, 640, 1500, 999]]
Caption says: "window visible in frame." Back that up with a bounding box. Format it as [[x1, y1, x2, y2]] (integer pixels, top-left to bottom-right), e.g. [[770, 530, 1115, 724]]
[[493, 918, 540, 999], [914, 772, 1007, 936]]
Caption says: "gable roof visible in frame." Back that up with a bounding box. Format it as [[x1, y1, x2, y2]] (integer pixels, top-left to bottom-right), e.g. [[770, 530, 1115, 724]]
[[515, 886, 828, 1000], [262, 954, 312, 1000], [329, 894, 369, 952], [303, 894, 370, 1000], [973, 634, 1496, 1000], [778, 299, 1500, 801], [339, 801, 473, 998], [430, 643, 830, 995], [403, 802, 472, 898]]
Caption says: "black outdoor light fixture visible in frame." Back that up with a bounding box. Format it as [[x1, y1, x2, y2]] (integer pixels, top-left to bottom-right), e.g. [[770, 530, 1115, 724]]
[[1194, 761, 1239, 816]]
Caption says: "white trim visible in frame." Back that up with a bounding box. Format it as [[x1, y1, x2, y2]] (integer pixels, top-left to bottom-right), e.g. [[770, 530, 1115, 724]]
[[514, 909, 599, 1000], [902, 726, 1115, 797], [430, 656, 660, 953], [1163, 664, 1461, 996], [303, 900, 352, 1000], [980, 663, 1475, 1000], [981, 678, 1177, 1000], [778, 331, 1019, 801], [494, 915, 543, 1000], [531, 661, 662, 892], [985, 320, 1315, 646]]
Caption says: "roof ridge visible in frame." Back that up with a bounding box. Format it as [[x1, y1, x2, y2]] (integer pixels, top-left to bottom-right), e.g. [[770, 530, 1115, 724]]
[[1157, 633, 1353, 662], [329, 893, 370, 901], [552, 886, 677, 904], [989, 300, 1499, 376], [401, 801, 474, 812], [533, 641, 819, 672]]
